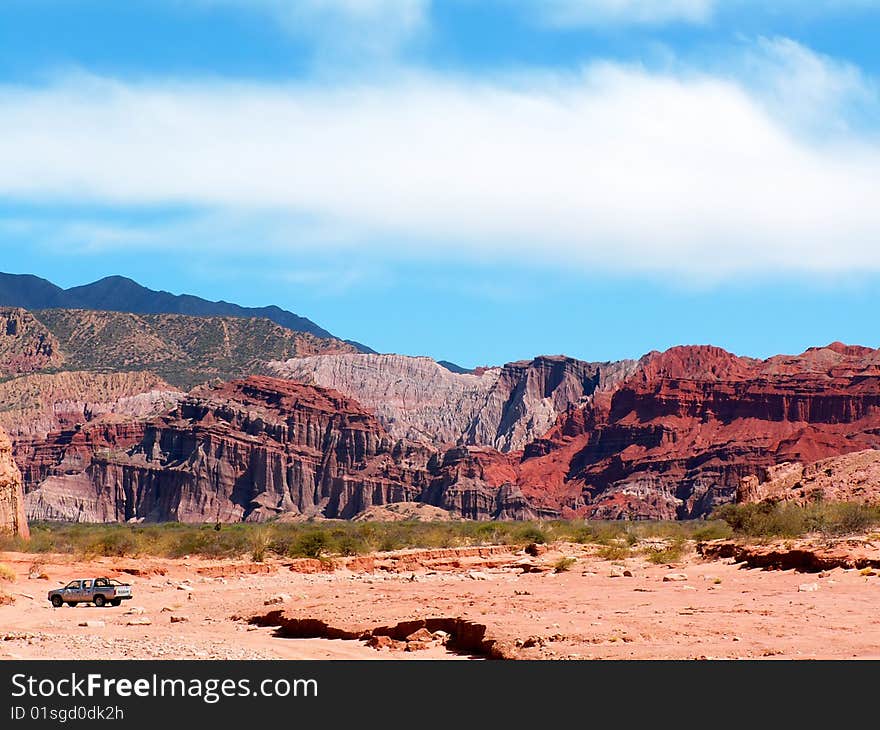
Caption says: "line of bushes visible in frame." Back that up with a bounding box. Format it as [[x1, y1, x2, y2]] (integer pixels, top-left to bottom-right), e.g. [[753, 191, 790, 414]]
[[711, 501, 880, 538], [8, 502, 876, 562], [0, 518, 733, 560]]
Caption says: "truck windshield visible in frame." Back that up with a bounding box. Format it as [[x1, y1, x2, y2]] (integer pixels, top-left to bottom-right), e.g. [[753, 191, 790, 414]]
[[64, 581, 80, 589]]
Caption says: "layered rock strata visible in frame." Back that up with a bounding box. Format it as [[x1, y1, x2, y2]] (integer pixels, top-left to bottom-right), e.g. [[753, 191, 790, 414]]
[[270, 353, 637, 451], [22, 342, 880, 522]]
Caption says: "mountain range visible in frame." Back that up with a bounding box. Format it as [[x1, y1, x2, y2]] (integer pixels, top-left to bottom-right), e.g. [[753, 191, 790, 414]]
[[0, 272, 374, 353], [0, 306, 357, 388], [1, 271, 879, 526]]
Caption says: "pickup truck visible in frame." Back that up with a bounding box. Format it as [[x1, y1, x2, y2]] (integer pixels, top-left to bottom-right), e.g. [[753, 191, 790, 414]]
[[48, 577, 133, 608]]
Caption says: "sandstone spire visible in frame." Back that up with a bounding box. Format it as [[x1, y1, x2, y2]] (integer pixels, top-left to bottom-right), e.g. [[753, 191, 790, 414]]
[[0, 426, 29, 539]]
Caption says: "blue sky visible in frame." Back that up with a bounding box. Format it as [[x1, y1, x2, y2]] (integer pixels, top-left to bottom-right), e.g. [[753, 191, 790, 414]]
[[1, 1, 880, 367]]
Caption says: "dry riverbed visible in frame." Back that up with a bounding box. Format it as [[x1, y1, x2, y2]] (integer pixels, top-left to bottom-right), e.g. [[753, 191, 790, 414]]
[[3, 539, 880, 660]]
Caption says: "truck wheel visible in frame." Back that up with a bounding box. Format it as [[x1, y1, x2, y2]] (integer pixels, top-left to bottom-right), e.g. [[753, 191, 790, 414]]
[[110, 599, 121, 607], [51, 595, 63, 608], [94, 595, 106, 607]]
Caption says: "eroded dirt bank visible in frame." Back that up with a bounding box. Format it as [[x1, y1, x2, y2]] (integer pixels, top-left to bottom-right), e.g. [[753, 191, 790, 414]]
[[3, 539, 880, 660]]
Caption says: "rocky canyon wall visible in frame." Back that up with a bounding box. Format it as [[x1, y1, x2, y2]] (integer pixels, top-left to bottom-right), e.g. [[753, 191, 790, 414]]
[[269, 353, 638, 451], [20, 343, 880, 523]]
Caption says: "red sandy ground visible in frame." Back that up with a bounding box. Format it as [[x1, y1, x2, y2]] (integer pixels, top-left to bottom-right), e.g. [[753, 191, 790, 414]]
[[2, 541, 880, 660]]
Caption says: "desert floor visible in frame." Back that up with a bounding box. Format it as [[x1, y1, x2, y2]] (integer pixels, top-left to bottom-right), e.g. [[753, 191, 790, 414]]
[[2, 541, 880, 660]]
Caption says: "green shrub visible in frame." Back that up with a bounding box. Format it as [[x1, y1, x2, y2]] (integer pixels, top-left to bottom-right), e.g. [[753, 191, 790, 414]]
[[473, 522, 502, 542], [291, 531, 329, 559], [336, 534, 366, 556], [712, 502, 804, 538], [249, 529, 271, 562], [596, 544, 632, 561], [514, 525, 547, 545], [822, 503, 877, 536], [568, 527, 596, 544], [93, 529, 142, 557], [690, 521, 733, 542], [0, 563, 17, 582], [268, 530, 299, 557], [378, 535, 403, 552], [553, 557, 576, 573], [642, 537, 687, 565], [587, 523, 628, 546]]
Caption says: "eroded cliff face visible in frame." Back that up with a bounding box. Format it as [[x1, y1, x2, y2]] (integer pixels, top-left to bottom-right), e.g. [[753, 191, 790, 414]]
[[23, 378, 376, 522], [270, 354, 496, 446], [269, 353, 637, 452], [512, 344, 880, 519], [0, 308, 62, 376], [737, 450, 880, 506], [21, 343, 880, 523], [0, 426, 28, 538], [23, 376, 553, 522], [0, 370, 183, 440]]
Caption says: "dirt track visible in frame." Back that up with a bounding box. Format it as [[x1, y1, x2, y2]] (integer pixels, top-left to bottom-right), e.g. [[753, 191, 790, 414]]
[[3, 541, 880, 660]]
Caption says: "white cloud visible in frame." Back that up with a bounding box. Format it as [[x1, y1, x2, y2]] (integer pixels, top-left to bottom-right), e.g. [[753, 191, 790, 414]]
[[739, 37, 877, 135], [1, 41, 879, 279], [192, 0, 428, 59], [523, 0, 880, 28], [533, 0, 714, 27], [279, 264, 382, 294]]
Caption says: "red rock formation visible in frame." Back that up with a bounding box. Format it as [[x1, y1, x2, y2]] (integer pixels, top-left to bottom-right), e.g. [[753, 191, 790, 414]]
[[513, 344, 880, 519], [15, 422, 149, 488], [22, 377, 484, 521], [698, 537, 880, 571], [24, 377, 389, 522], [0, 308, 62, 376], [21, 343, 880, 522], [0, 426, 28, 538], [737, 449, 880, 506]]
